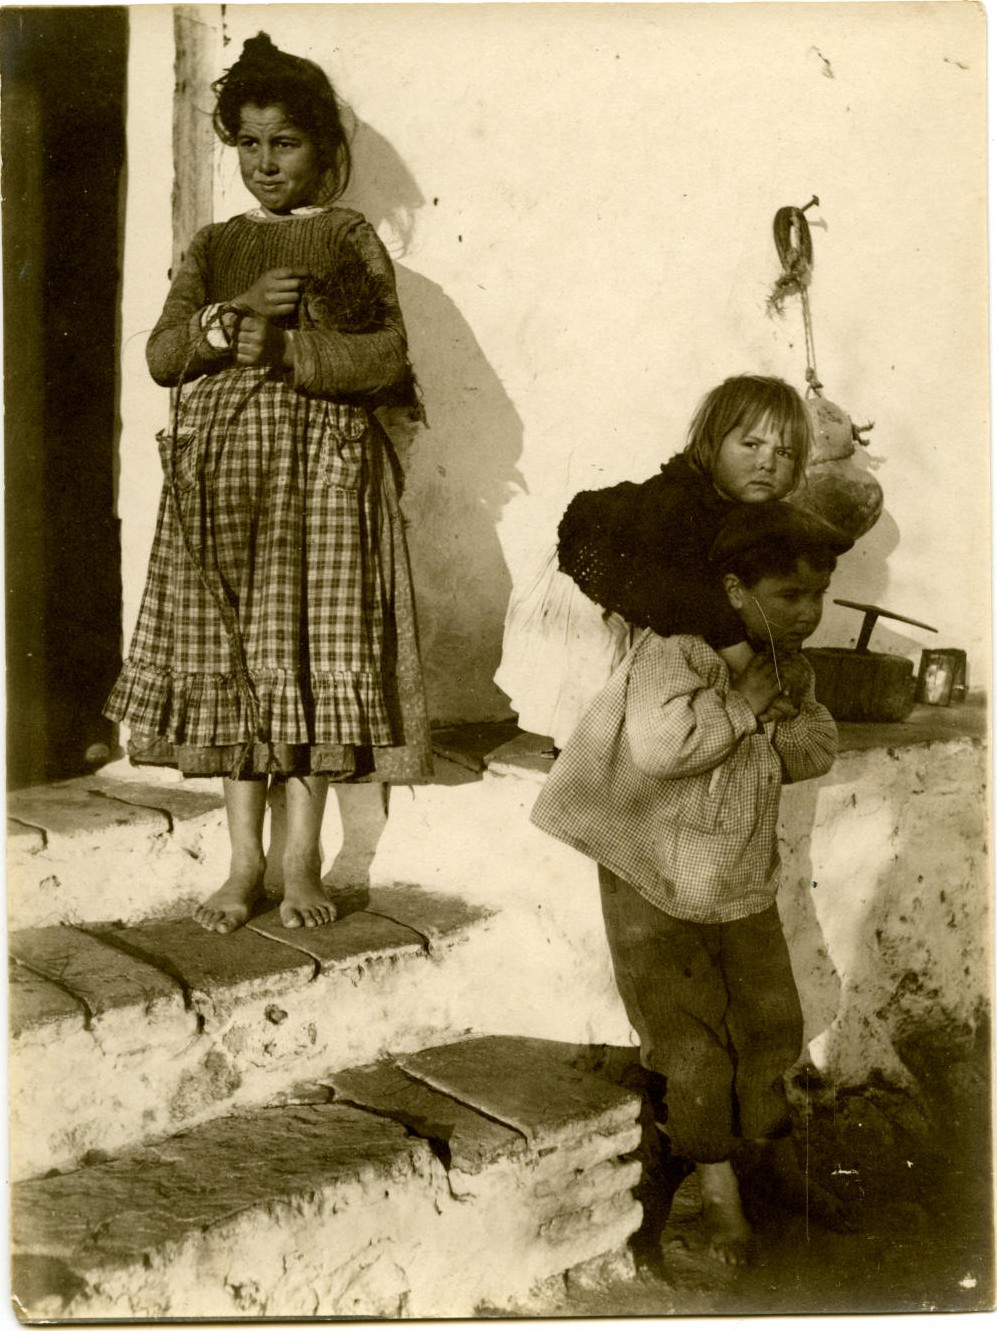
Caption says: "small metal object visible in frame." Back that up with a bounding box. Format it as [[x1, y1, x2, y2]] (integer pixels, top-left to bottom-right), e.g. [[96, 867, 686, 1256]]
[[774, 206, 814, 272], [833, 599, 938, 654], [916, 648, 967, 706]]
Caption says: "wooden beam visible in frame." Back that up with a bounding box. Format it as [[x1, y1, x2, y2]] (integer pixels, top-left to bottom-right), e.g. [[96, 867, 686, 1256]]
[[171, 6, 218, 272]]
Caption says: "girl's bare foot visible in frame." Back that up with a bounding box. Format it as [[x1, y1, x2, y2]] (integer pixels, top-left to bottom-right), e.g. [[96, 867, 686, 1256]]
[[194, 857, 265, 933], [280, 849, 337, 929], [204, 776, 269, 933], [697, 1160, 754, 1265]]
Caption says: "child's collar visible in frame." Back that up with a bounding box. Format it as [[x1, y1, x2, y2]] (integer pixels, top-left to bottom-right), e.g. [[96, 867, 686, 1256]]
[[246, 203, 332, 221]]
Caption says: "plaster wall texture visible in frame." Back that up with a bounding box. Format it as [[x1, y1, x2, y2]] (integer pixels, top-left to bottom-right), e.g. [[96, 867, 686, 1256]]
[[777, 738, 990, 1087], [363, 734, 990, 1093], [118, 3, 988, 730]]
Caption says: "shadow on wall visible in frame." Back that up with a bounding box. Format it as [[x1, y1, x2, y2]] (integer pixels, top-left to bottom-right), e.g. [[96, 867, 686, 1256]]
[[346, 119, 525, 726], [831, 496, 945, 665]]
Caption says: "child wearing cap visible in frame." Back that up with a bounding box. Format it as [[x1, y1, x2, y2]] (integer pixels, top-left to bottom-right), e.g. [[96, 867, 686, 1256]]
[[531, 502, 851, 1265]]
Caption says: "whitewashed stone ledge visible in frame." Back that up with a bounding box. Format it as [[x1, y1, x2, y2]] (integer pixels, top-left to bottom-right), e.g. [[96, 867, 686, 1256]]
[[11, 1037, 643, 1320], [8, 888, 495, 1182]]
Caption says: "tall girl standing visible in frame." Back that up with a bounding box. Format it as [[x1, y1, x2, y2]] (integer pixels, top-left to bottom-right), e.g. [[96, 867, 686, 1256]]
[[105, 33, 432, 932]]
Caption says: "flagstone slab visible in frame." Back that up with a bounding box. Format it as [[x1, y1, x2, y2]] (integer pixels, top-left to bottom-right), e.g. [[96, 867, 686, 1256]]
[[398, 1036, 641, 1150], [9, 961, 87, 1039], [326, 1059, 524, 1173], [484, 730, 557, 780], [11, 1102, 435, 1320], [366, 882, 495, 946], [249, 908, 425, 970], [7, 781, 169, 840], [431, 721, 522, 773], [11, 1104, 422, 1265], [81, 776, 224, 822], [10, 926, 184, 1021], [94, 918, 315, 1007]]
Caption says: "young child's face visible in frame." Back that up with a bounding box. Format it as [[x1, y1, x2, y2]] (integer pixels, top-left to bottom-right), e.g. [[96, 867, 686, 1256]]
[[712, 414, 797, 503], [237, 104, 323, 214], [725, 558, 830, 651]]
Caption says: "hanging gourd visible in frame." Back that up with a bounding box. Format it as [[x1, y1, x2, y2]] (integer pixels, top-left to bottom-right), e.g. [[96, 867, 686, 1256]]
[[769, 198, 884, 543]]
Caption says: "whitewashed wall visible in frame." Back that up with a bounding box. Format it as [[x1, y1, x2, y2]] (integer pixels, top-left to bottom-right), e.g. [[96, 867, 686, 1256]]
[[119, 3, 989, 727]]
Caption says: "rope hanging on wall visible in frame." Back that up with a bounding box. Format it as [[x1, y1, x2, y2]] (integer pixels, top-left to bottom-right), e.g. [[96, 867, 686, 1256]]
[[767, 195, 885, 544], [768, 195, 822, 395]]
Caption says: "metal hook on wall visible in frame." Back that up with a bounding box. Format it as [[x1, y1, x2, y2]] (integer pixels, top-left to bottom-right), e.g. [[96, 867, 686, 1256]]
[[773, 195, 819, 279]]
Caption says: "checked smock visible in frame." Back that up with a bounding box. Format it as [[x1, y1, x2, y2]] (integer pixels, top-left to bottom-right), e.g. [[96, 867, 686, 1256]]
[[531, 631, 837, 922], [104, 206, 432, 781]]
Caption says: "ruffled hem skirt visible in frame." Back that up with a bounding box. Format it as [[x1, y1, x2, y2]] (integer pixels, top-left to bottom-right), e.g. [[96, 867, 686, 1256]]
[[104, 369, 432, 782]]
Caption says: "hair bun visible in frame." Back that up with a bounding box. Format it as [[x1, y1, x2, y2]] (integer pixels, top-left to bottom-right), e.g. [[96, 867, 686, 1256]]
[[240, 32, 278, 64]]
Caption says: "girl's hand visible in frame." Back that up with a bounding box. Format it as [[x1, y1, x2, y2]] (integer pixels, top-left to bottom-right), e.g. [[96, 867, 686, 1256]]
[[775, 652, 810, 706], [233, 314, 287, 367], [233, 268, 309, 319], [757, 694, 800, 725], [730, 652, 782, 717]]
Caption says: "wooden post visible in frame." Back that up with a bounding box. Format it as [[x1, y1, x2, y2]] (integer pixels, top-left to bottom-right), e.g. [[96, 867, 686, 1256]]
[[171, 6, 219, 274]]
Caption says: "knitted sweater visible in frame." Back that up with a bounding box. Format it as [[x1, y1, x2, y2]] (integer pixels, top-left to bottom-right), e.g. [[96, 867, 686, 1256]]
[[147, 207, 408, 401], [558, 454, 779, 649]]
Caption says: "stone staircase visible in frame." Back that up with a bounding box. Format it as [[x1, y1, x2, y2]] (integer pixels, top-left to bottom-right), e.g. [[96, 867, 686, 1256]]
[[11, 1035, 643, 1320], [10, 883, 495, 1182], [8, 728, 648, 1318]]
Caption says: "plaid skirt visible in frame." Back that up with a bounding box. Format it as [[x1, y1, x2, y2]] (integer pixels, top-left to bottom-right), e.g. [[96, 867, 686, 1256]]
[[104, 367, 432, 781]]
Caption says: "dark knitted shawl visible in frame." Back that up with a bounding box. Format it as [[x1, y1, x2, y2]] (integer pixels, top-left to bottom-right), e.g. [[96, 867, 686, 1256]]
[[558, 454, 767, 648]]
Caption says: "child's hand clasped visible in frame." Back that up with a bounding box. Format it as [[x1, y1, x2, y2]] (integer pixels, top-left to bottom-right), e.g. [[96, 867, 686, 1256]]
[[234, 267, 309, 319], [233, 313, 286, 367], [774, 651, 810, 706], [757, 693, 800, 725], [730, 652, 782, 717]]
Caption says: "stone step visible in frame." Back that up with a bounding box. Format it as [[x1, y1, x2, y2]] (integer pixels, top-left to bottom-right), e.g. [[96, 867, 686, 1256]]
[[9, 884, 496, 1182], [7, 772, 230, 930], [5, 727, 533, 937], [11, 1035, 644, 1320], [7, 748, 639, 1185], [7, 735, 522, 932], [430, 719, 522, 773]]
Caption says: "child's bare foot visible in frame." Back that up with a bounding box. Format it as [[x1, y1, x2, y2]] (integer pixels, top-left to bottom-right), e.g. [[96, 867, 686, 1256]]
[[697, 1161, 754, 1265], [194, 857, 265, 933], [280, 849, 337, 929]]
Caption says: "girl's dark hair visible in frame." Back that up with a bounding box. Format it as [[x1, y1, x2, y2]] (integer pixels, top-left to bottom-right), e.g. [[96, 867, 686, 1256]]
[[212, 33, 352, 200], [684, 374, 812, 491]]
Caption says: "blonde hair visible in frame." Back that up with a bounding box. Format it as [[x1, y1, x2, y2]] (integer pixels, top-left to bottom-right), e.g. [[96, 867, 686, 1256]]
[[684, 375, 812, 492]]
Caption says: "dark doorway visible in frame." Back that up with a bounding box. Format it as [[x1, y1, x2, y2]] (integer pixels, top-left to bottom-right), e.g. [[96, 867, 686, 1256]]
[[3, 7, 127, 788]]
